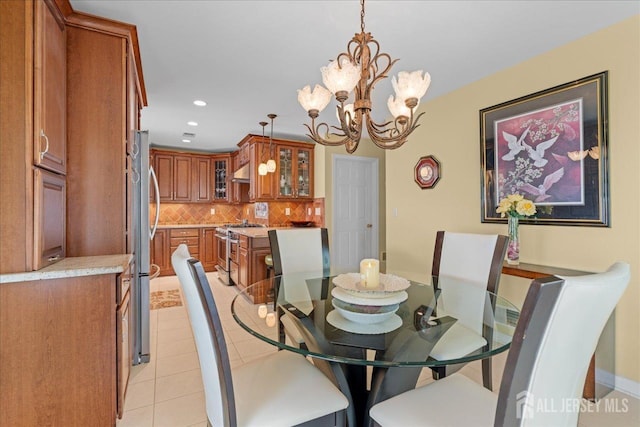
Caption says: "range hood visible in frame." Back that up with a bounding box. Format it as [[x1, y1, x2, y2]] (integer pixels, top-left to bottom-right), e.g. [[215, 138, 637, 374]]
[[231, 164, 250, 183]]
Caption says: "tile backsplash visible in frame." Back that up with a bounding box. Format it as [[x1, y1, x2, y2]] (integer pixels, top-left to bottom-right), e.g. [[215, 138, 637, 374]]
[[155, 198, 325, 227]]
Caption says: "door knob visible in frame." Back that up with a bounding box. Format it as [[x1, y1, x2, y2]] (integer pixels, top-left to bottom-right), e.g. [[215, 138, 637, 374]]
[[366, 224, 373, 228]]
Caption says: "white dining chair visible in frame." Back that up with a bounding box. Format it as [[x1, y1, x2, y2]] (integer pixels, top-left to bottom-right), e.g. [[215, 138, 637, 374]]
[[369, 262, 630, 427], [268, 228, 330, 348], [171, 244, 348, 427], [429, 230, 508, 389]]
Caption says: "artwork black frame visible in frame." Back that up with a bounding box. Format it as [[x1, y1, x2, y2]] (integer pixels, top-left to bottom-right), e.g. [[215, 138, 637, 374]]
[[480, 71, 609, 226]]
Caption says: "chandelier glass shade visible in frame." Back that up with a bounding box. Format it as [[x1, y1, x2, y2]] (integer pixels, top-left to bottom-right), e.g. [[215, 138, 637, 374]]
[[297, 0, 431, 153]]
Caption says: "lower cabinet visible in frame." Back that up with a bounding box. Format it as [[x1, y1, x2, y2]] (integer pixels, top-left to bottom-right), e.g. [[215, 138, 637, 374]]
[[151, 229, 172, 276], [0, 273, 121, 425], [200, 228, 218, 271], [237, 234, 271, 303], [151, 227, 218, 276]]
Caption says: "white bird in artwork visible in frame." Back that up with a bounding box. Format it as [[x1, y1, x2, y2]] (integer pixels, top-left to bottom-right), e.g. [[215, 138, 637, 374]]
[[501, 127, 530, 161], [522, 134, 559, 167], [520, 167, 565, 202]]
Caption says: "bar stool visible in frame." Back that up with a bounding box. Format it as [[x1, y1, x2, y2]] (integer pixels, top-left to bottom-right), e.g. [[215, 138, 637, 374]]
[[265, 254, 274, 278]]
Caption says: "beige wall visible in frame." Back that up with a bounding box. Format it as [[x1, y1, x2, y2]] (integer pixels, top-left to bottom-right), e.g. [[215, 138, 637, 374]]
[[386, 16, 640, 384]]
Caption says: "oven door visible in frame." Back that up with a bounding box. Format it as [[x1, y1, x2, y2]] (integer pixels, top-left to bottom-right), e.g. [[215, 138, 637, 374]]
[[215, 233, 227, 269]]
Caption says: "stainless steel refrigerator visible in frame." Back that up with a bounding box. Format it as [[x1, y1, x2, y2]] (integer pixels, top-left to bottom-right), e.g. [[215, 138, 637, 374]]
[[132, 130, 159, 364]]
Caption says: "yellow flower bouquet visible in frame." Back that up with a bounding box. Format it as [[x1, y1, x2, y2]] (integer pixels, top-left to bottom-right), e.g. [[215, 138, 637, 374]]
[[496, 194, 536, 265]]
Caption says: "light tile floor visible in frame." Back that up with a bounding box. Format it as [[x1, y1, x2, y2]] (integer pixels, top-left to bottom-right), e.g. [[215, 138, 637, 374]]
[[117, 273, 639, 427]]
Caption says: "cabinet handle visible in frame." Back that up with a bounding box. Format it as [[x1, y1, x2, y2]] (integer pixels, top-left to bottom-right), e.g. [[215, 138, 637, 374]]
[[39, 129, 49, 160], [47, 254, 61, 262]]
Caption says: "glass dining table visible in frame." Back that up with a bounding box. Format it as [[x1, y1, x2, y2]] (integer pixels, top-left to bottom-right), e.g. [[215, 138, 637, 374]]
[[231, 272, 519, 427]]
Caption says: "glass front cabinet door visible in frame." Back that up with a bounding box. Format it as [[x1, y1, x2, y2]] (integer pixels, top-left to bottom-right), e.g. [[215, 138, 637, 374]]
[[212, 155, 229, 202], [276, 144, 313, 199]]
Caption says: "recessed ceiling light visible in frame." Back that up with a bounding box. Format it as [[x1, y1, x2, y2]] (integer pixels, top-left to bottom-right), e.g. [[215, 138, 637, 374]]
[[193, 100, 207, 107], [187, 121, 198, 126], [182, 139, 191, 143]]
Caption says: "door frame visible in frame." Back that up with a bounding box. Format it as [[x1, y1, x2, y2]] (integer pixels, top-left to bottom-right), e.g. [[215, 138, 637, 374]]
[[331, 154, 379, 271]]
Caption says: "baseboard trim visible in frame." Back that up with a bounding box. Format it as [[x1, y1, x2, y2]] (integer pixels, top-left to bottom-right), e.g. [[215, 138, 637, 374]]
[[596, 369, 640, 399]]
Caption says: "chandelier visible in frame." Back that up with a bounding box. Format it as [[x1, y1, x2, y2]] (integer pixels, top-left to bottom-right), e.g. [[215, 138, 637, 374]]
[[297, 0, 431, 153], [258, 114, 277, 176]]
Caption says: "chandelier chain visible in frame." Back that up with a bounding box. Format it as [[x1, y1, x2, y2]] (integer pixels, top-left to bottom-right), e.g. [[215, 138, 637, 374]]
[[360, 0, 365, 33]]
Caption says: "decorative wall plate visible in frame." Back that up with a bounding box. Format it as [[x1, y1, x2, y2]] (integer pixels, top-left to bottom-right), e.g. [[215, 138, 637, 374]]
[[414, 155, 441, 189]]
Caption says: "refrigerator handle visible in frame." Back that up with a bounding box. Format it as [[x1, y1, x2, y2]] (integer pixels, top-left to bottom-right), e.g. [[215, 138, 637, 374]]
[[149, 166, 160, 240]]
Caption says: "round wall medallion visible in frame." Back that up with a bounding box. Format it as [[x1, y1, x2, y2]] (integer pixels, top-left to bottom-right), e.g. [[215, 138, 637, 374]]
[[414, 156, 441, 189]]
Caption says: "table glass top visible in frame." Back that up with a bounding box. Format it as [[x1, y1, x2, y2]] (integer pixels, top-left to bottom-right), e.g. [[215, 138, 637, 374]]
[[231, 273, 519, 367]]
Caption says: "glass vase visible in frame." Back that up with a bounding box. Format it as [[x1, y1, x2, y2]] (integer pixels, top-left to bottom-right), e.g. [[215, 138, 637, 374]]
[[507, 216, 520, 265]]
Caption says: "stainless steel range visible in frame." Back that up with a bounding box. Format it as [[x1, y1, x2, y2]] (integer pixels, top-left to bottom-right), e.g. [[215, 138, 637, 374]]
[[215, 223, 265, 285]]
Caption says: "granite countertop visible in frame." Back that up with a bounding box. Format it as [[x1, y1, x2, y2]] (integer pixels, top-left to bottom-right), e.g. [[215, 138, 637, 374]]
[[0, 254, 133, 284], [157, 224, 222, 229], [227, 226, 317, 238]]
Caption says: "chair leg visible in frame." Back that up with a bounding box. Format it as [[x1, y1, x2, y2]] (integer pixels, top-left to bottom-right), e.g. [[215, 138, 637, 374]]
[[482, 357, 493, 390]]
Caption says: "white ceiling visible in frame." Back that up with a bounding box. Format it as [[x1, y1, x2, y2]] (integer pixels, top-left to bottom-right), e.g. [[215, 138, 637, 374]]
[[69, 0, 638, 153]]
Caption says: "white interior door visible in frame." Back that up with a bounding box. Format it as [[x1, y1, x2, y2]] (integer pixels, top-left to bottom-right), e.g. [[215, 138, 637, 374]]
[[332, 155, 378, 273]]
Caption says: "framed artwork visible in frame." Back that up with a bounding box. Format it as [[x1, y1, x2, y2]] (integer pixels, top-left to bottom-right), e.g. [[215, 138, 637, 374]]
[[415, 155, 441, 189], [480, 71, 609, 226]]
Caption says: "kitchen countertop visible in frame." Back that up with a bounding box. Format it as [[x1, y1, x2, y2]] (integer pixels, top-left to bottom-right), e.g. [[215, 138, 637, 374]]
[[227, 226, 318, 238], [157, 224, 222, 229], [0, 254, 133, 284]]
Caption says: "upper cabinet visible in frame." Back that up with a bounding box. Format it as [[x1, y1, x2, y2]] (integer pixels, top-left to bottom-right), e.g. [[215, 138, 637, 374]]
[[153, 151, 191, 202], [212, 154, 230, 202], [192, 155, 211, 203], [275, 144, 313, 200], [66, 17, 146, 257], [238, 134, 314, 202], [33, 0, 66, 175]]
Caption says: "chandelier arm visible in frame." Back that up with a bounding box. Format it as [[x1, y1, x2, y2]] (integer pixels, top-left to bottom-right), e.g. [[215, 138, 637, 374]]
[[303, 122, 355, 148], [365, 112, 425, 149]]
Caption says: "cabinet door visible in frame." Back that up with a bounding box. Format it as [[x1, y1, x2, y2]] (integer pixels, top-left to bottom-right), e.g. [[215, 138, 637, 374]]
[[155, 154, 173, 201], [116, 290, 131, 418], [151, 229, 172, 276], [33, 0, 66, 174], [212, 156, 229, 202], [238, 245, 249, 290], [276, 146, 294, 198], [252, 142, 276, 201], [173, 155, 192, 201], [33, 168, 66, 270], [192, 156, 211, 203], [295, 147, 313, 198], [201, 228, 217, 271]]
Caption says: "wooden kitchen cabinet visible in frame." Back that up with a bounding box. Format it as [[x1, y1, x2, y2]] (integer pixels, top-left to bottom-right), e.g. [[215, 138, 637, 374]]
[[201, 227, 218, 271], [0, 273, 119, 425], [153, 152, 193, 202], [33, 167, 66, 270], [33, 0, 66, 175], [151, 229, 172, 276], [66, 13, 146, 257], [212, 154, 230, 202], [0, 0, 69, 273], [236, 234, 271, 303], [249, 140, 276, 201], [276, 144, 313, 200], [236, 134, 314, 202], [192, 155, 212, 203], [229, 151, 250, 204]]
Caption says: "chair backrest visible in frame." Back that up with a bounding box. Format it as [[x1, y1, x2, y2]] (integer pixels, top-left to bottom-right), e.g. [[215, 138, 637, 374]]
[[495, 262, 630, 427], [171, 244, 236, 427], [432, 231, 508, 293], [268, 228, 330, 277]]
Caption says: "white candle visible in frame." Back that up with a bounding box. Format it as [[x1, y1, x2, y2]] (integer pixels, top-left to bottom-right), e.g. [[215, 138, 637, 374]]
[[360, 259, 380, 288], [257, 304, 268, 319], [265, 312, 276, 327]]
